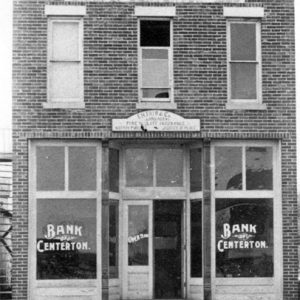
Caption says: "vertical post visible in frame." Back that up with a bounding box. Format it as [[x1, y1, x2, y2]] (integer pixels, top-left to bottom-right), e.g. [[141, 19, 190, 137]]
[[102, 140, 109, 300], [203, 139, 212, 300]]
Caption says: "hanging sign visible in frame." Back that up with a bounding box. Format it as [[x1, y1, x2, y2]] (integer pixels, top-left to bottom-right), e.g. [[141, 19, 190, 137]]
[[217, 223, 269, 253], [112, 110, 200, 132]]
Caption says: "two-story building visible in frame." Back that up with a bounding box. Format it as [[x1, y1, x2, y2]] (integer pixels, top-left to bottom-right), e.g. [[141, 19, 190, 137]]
[[13, 0, 297, 299]]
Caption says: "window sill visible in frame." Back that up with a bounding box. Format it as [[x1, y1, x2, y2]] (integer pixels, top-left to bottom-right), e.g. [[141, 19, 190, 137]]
[[226, 102, 267, 110], [43, 102, 85, 109], [136, 102, 177, 110]]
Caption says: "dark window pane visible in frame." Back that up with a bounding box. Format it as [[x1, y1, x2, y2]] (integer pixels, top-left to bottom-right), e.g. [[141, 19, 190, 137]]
[[37, 146, 64, 191], [125, 149, 153, 187], [191, 200, 202, 277], [231, 23, 256, 61], [216, 198, 273, 277], [109, 203, 119, 278], [246, 147, 273, 190], [156, 149, 183, 187], [215, 147, 242, 190], [69, 147, 97, 191], [128, 205, 149, 265], [140, 20, 170, 47], [36, 198, 97, 279], [190, 148, 202, 192], [231, 63, 257, 99], [109, 148, 119, 192]]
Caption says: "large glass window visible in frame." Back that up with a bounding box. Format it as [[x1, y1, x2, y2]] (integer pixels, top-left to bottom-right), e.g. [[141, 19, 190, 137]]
[[37, 199, 97, 279], [139, 20, 172, 102], [214, 143, 275, 278], [34, 143, 99, 281], [216, 198, 273, 277]]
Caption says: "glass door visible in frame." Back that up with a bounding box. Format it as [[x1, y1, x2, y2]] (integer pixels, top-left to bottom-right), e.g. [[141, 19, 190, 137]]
[[123, 201, 153, 299]]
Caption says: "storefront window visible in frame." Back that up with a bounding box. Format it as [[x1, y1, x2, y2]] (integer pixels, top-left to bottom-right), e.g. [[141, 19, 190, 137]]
[[36, 146, 65, 191], [216, 198, 273, 277], [215, 147, 242, 190], [190, 148, 202, 192], [156, 149, 183, 187], [69, 147, 97, 191], [125, 148, 184, 188], [128, 205, 149, 265], [109, 148, 119, 192], [125, 149, 153, 187], [109, 203, 119, 278], [246, 147, 273, 190], [191, 200, 202, 277], [36, 198, 97, 279]]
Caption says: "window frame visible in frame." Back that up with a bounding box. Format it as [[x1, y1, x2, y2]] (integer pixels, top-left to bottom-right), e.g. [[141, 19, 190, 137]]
[[137, 18, 174, 106], [211, 140, 282, 295], [45, 17, 84, 108], [28, 140, 102, 298], [226, 19, 265, 110]]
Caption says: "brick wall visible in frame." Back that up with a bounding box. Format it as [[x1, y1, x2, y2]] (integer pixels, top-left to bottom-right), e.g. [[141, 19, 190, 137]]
[[13, 0, 297, 299]]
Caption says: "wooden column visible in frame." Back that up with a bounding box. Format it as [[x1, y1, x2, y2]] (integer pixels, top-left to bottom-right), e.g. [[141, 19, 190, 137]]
[[203, 139, 212, 300], [102, 140, 109, 300]]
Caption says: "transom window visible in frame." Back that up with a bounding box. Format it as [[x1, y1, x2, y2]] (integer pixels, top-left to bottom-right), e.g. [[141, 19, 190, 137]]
[[139, 20, 173, 102], [125, 148, 183, 187]]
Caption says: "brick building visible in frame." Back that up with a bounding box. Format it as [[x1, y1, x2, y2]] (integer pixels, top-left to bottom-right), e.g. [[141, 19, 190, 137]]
[[12, 0, 297, 299]]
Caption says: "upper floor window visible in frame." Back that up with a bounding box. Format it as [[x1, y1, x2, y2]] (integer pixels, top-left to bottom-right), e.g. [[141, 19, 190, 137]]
[[47, 18, 83, 107], [227, 20, 263, 109], [139, 20, 173, 104]]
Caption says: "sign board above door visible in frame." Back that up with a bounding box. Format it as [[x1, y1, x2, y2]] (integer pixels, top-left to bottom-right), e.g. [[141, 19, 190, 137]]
[[112, 110, 200, 132]]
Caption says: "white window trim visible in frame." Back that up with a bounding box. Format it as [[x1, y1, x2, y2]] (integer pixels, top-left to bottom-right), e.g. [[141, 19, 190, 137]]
[[226, 20, 265, 110], [45, 17, 84, 109], [137, 18, 175, 110], [135, 6, 176, 17], [223, 7, 264, 18], [210, 140, 282, 300], [45, 5, 86, 16], [28, 140, 102, 299]]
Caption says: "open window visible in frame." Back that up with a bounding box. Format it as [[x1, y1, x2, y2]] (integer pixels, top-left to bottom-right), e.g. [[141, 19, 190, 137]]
[[138, 20, 173, 104]]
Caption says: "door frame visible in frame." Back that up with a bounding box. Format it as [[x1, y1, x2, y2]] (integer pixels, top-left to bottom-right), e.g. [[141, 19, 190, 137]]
[[122, 200, 153, 300]]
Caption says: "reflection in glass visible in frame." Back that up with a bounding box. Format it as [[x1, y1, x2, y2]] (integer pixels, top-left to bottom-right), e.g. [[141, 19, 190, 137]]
[[109, 148, 119, 192], [246, 147, 273, 190], [109, 203, 118, 278], [36, 146, 65, 191], [190, 148, 202, 192], [128, 205, 149, 265], [156, 149, 183, 187], [216, 198, 273, 277], [215, 147, 242, 190], [69, 147, 97, 191], [125, 149, 153, 187], [191, 200, 202, 277], [36, 199, 97, 279]]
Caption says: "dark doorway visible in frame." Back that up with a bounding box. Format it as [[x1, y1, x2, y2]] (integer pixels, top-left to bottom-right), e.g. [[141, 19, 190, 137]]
[[154, 200, 182, 299]]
